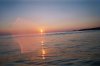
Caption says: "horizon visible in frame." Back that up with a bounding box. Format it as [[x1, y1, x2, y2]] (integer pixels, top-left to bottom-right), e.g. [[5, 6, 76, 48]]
[[0, 25, 100, 35]]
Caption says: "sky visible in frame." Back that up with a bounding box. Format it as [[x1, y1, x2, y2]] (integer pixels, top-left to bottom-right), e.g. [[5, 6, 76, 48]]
[[0, 0, 100, 34]]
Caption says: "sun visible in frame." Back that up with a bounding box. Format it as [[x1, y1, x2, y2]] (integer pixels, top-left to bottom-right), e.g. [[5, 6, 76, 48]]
[[40, 29, 43, 33]]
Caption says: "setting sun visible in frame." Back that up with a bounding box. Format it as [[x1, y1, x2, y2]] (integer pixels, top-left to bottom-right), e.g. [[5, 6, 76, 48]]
[[40, 29, 43, 33]]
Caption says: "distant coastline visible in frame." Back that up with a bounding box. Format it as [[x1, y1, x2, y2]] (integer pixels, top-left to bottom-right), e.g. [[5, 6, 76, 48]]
[[77, 27, 100, 31]]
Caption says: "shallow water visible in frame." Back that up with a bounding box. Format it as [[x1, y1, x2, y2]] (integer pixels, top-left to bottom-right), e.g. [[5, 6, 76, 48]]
[[0, 30, 100, 66]]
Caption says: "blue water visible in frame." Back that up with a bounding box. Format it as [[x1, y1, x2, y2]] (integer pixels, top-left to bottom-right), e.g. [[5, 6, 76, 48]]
[[0, 30, 100, 66]]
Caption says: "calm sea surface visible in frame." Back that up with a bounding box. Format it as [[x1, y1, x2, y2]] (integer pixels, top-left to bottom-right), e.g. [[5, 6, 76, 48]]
[[0, 30, 100, 66]]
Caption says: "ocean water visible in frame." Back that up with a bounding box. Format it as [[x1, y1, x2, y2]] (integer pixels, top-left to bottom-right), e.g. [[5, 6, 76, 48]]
[[0, 30, 100, 66]]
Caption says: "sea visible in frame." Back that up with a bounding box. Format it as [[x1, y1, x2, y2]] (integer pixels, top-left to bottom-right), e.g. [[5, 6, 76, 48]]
[[0, 30, 100, 66]]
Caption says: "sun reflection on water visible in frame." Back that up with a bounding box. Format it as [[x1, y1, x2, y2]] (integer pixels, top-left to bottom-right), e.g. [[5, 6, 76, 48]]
[[40, 30, 46, 60]]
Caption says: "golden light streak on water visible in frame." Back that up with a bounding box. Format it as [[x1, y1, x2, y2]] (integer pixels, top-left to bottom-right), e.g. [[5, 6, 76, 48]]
[[40, 29, 46, 60], [41, 39, 46, 60], [41, 48, 46, 60]]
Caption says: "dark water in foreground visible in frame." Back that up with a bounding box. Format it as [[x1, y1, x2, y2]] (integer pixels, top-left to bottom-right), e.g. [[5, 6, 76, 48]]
[[0, 30, 100, 66]]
